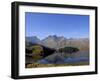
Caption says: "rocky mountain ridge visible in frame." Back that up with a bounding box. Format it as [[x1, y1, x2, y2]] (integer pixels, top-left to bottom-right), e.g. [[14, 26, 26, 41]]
[[26, 35, 89, 50]]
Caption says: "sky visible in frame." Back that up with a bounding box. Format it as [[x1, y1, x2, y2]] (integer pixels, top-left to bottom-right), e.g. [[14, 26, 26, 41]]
[[25, 12, 89, 40]]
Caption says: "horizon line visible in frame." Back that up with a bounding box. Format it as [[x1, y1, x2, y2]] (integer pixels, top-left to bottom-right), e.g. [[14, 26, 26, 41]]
[[25, 35, 89, 40]]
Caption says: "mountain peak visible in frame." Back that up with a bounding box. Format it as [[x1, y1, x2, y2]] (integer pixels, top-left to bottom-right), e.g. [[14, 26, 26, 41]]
[[48, 35, 57, 38]]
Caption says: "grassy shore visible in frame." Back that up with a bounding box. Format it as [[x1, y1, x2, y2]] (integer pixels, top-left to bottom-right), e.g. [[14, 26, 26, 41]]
[[26, 61, 89, 68]]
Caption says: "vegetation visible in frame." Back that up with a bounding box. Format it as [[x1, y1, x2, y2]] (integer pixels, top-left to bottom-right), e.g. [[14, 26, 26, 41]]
[[26, 44, 56, 62], [58, 47, 79, 53], [26, 44, 56, 57], [32, 45, 43, 55], [26, 61, 89, 68]]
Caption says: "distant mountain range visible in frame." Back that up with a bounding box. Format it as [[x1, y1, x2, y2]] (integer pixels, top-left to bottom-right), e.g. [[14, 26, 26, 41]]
[[26, 35, 89, 50], [26, 36, 41, 44]]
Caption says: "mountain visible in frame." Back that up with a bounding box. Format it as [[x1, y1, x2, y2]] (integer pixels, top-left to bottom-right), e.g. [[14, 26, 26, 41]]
[[26, 35, 89, 51], [26, 36, 41, 44], [42, 35, 67, 49], [42, 35, 89, 50]]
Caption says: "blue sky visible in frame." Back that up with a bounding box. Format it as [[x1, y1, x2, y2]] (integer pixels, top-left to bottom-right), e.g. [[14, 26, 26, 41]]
[[25, 12, 89, 40]]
